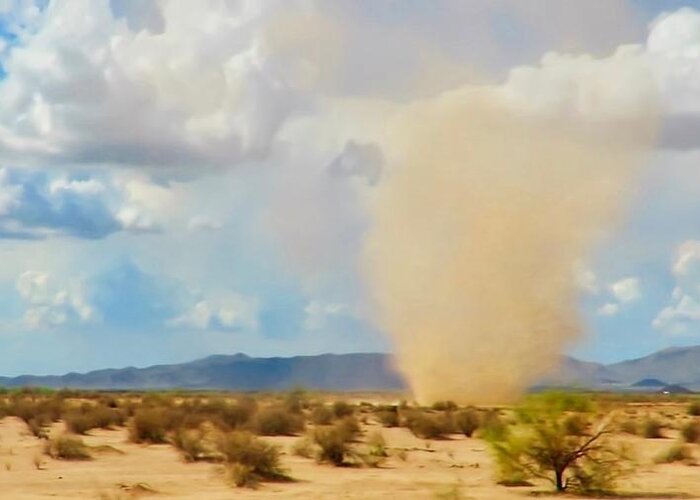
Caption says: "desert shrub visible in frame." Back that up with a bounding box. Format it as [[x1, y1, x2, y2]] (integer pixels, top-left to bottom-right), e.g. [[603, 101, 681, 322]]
[[209, 397, 257, 431], [486, 395, 629, 494], [534, 392, 594, 413], [332, 401, 354, 418], [432, 401, 458, 412], [454, 408, 480, 437], [366, 430, 387, 457], [336, 415, 361, 442], [27, 417, 49, 439], [655, 443, 695, 464], [284, 389, 308, 414], [406, 411, 453, 439], [619, 419, 638, 435], [253, 406, 304, 436], [310, 406, 334, 426], [642, 418, 663, 439], [376, 409, 399, 428], [563, 413, 588, 436], [64, 411, 95, 435], [681, 421, 700, 443], [227, 463, 256, 488], [313, 425, 353, 466], [688, 401, 700, 416], [479, 409, 506, 437], [172, 428, 209, 462], [291, 436, 315, 458], [129, 408, 173, 444], [11, 397, 64, 427], [44, 434, 91, 460], [216, 431, 286, 485]]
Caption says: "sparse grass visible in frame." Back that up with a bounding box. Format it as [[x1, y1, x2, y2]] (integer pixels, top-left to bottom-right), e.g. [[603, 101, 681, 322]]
[[655, 443, 695, 465], [44, 434, 92, 460], [291, 436, 315, 458]]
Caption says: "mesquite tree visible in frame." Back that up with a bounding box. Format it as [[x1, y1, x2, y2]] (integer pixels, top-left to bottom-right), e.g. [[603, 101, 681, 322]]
[[485, 393, 630, 493]]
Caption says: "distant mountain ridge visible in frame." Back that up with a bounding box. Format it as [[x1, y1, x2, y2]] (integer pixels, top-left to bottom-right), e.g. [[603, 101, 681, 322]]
[[3, 346, 700, 392], [0, 353, 406, 391]]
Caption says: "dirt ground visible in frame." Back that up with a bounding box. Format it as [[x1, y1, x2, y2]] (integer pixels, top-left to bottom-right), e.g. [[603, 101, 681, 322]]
[[0, 403, 699, 500]]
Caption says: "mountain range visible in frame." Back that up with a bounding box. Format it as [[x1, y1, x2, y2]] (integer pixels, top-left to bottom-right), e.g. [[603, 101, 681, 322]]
[[3, 346, 700, 392]]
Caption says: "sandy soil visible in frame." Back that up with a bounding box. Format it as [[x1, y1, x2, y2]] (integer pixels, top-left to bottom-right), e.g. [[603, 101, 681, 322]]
[[0, 412, 698, 499]]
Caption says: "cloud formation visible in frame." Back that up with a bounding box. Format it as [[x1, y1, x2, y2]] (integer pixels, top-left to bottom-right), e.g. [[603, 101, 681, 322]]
[[654, 240, 700, 335], [16, 270, 94, 328]]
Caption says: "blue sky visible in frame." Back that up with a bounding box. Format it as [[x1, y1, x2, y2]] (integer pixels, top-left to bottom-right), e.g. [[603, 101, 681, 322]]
[[0, 1, 700, 376]]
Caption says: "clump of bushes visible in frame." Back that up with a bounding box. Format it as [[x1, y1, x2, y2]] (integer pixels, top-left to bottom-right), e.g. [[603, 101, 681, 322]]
[[44, 434, 91, 460], [375, 408, 399, 427], [431, 401, 458, 412], [64, 404, 125, 435], [313, 424, 354, 466], [404, 411, 453, 439], [454, 408, 480, 437], [129, 408, 177, 444], [216, 431, 287, 487], [310, 405, 333, 426], [332, 401, 354, 418], [172, 428, 210, 462], [253, 406, 305, 436]]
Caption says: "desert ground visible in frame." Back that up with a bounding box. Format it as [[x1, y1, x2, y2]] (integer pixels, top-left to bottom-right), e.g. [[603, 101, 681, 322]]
[[0, 391, 699, 499]]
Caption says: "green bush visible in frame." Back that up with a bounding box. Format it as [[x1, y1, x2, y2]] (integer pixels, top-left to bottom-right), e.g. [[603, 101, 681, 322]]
[[486, 395, 629, 494], [688, 401, 700, 417]]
